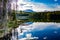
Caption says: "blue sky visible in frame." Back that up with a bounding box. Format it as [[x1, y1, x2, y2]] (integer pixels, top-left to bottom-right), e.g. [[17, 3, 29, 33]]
[[25, 0, 60, 4], [11, 0, 60, 12]]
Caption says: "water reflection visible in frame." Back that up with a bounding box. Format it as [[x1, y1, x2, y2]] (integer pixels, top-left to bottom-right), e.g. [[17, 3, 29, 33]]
[[11, 22, 60, 40]]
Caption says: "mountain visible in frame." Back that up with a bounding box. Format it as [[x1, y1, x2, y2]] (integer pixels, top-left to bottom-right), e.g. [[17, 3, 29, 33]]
[[24, 9, 34, 12]]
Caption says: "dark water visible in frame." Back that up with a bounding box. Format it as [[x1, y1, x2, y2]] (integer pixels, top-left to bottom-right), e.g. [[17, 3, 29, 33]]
[[31, 29, 60, 40]]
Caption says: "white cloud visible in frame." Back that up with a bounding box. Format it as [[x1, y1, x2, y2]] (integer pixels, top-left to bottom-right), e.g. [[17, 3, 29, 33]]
[[17, 22, 60, 34], [55, 5, 60, 11], [12, 22, 60, 40], [17, 25, 33, 32], [11, 0, 60, 12], [31, 22, 60, 30], [18, 33, 38, 40]]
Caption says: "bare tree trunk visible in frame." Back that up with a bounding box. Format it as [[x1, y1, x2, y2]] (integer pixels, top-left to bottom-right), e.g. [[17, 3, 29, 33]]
[[3, 0, 8, 35]]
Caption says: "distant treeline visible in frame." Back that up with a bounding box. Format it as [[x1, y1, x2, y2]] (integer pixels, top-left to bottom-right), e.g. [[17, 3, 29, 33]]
[[28, 11, 60, 22], [16, 11, 60, 22], [8, 11, 60, 26]]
